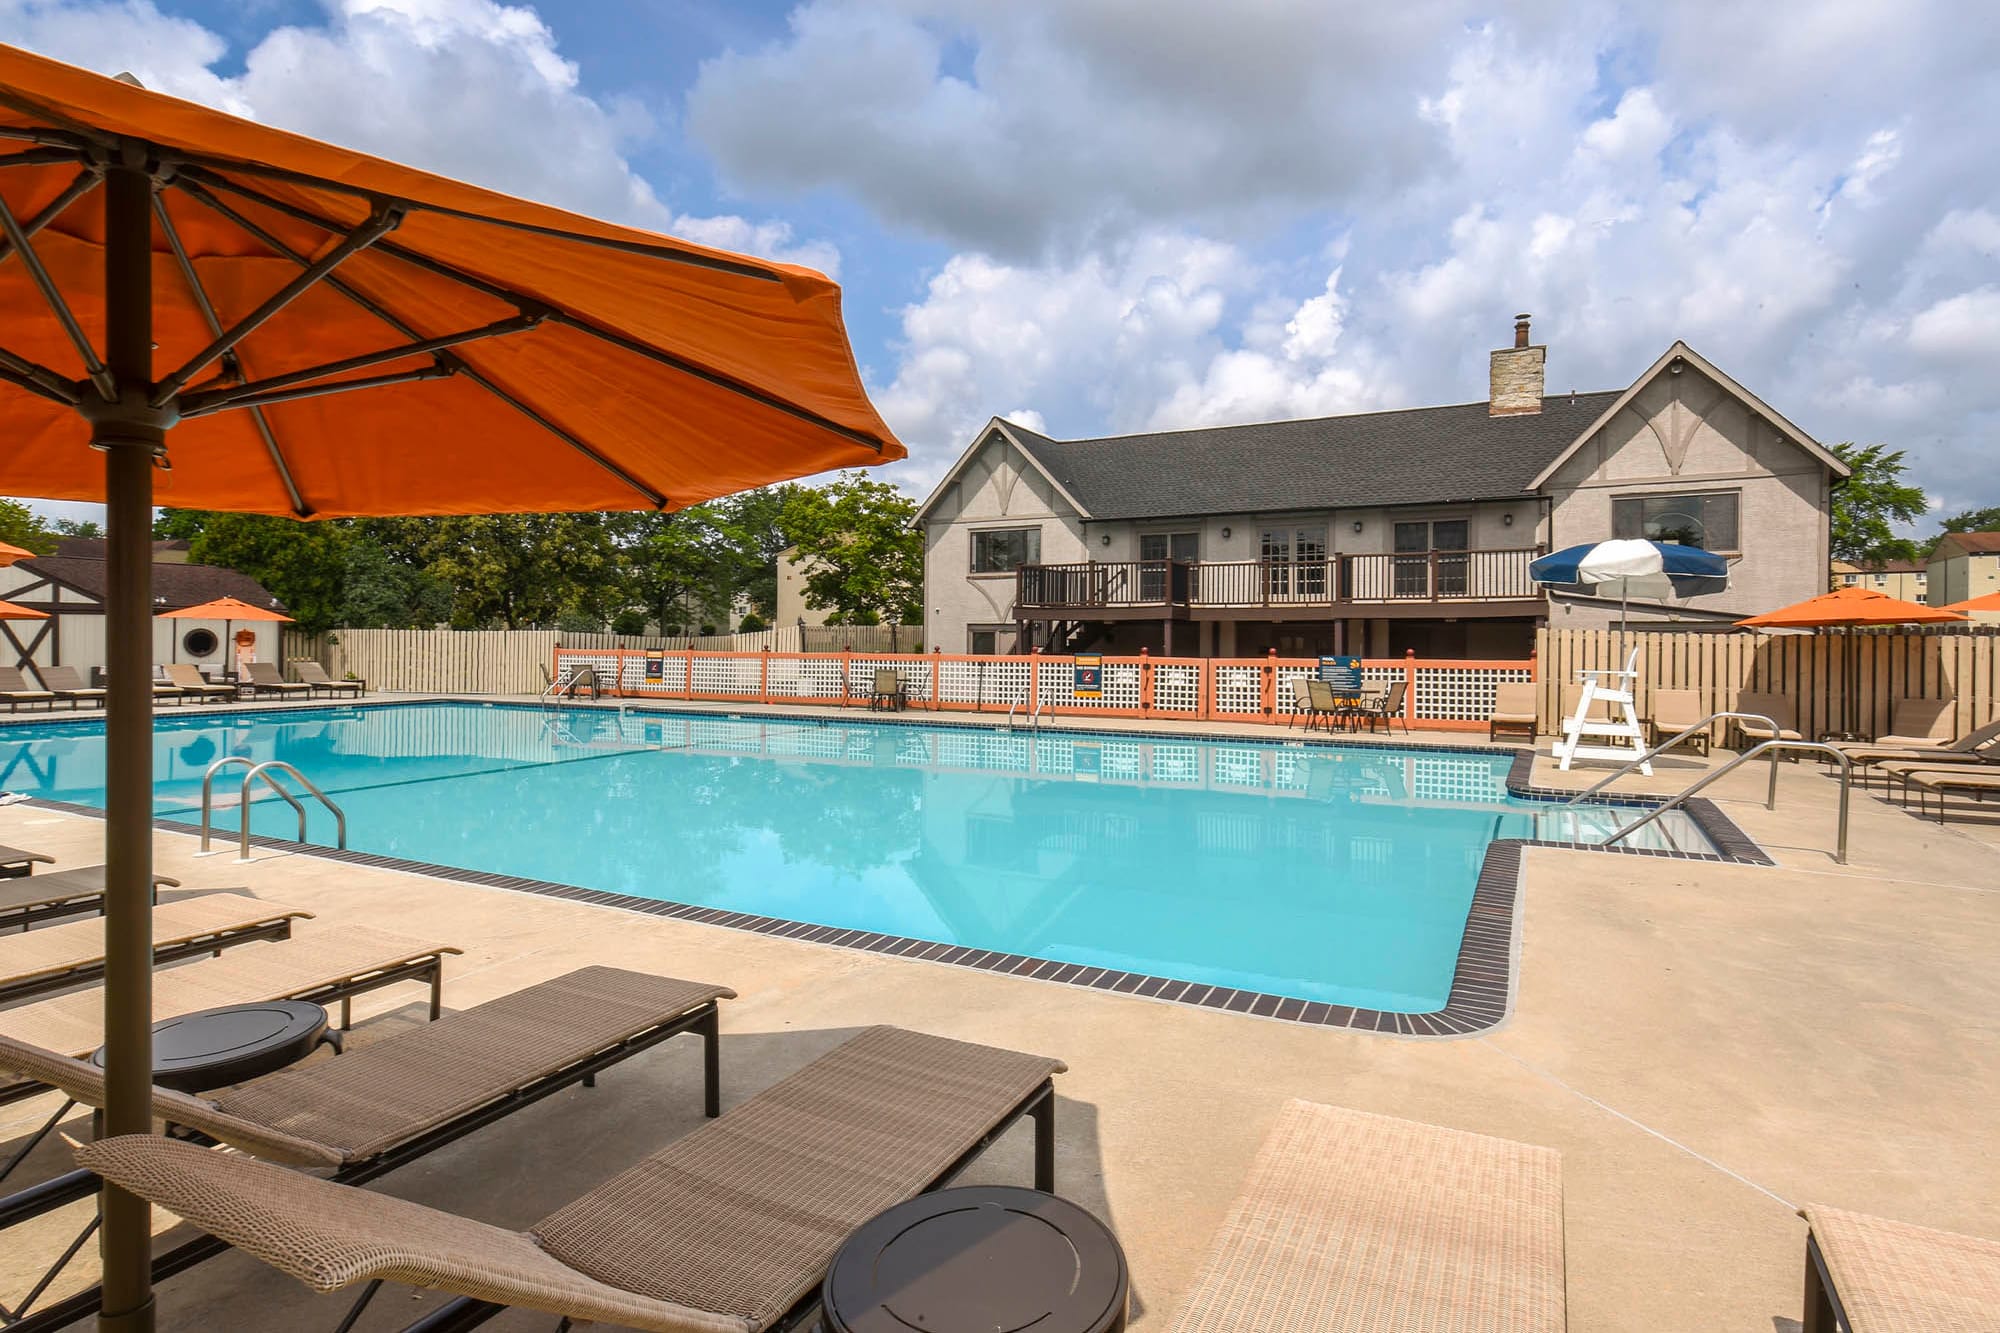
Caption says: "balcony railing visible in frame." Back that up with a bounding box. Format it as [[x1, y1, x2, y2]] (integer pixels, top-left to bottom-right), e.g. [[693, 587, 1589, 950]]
[[1014, 548, 1544, 613]]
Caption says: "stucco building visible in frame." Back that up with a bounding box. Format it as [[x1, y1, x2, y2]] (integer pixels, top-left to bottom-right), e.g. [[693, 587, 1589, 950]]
[[1926, 532, 2000, 607], [917, 320, 1846, 657], [1833, 559, 1928, 602]]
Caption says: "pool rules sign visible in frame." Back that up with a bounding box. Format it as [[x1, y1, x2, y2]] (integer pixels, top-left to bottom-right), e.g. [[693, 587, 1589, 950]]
[[1074, 653, 1103, 700]]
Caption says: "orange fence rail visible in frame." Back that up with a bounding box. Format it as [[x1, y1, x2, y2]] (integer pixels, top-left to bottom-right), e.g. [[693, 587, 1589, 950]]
[[548, 648, 1536, 733]]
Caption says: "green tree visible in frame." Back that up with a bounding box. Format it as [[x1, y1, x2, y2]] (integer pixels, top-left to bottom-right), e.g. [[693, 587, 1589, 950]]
[[610, 607, 650, 636], [0, 499, 57, 555], [340, 533, 451, 628], [52, 517, 103, 539], [1929, 506, 2000, 554], [157, 510, 354, 633], [779, 472, 922, 625], [1829, 443, 1929, 569], [390, 514, 625, 629]]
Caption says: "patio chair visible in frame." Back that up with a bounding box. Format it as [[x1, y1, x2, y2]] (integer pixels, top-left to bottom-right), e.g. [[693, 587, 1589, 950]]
[[30, 663, 107, 709], [1647, 688, 1711, 755], [0, 923, 459, 1105], [0, 891, 308, 1004], [1488, 682, 1538, 743], [0, 843, 54, 878], [293, 659, 365, 698], [1871, 695, 1956, 746], [1, 966, 735, 1329], [868, 665, 908, 711], [562, 663, 603, 699], [1800, 1204, 2000, 1333], [163, 661, 237, 703], [0, 665, 56, 712], [1305, 679, 1341, 733], [0, 863, 180, 933], [1286, 676, 1318, 729], [1903, 765, 2000, 822], [1168, 1099, 1564, 1332], [243, 659, 314, 699], [75, 1024, 1063, 1333], [1829, 717, 2000, 786], [1355, 679, 1408, 734], [1734, 691, 1803, 750]]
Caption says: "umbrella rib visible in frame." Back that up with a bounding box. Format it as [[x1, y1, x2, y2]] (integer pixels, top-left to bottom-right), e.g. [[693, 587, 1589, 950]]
[[0, 189, 114, 400], [161, 148, 784, 284], [0, 163, 105, 271], [167, 178, 672, 510], [177, 313, 544, 416], [0, 346, 81, 405], [153, 190, 312, 518], [177, 165, 889, 454], [0, 361, 79, 407], [150, 203, 406, 407], [184, 362, 456, 415]]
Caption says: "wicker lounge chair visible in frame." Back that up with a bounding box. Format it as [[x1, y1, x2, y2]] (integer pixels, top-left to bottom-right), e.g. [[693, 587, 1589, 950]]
[[0, 892, 307, 1004], [1904, 765, 2000, 822], [243, 659, 313, 699], [293, 659, 364, 698], [0, 843, 54, 878], [1168, 1099, 1564, 1333], [29, 663, 107, 709], [1488, 682, 1538, 743], [868, 666, 908, 711], [163, 661, 237, 703], [0, 665, 57, 712], [0, 923, 460, 1111], [1800, 1204, 2000, 1333], [0, 863, 180, 932], [3, 966, 734, 1332], [1647, 688, 1711, 754], [77, 1024, 1062, 1333]]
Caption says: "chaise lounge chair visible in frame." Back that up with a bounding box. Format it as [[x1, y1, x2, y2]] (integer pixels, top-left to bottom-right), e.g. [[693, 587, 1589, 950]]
[[0, 863, 181, 933], [1, 966, 734, 1331], [243, 659, 314, 699], [1903, 764, 2000, 822], [1826, 715, 2000, 785], [0, 891, 308, 1004], [0, 665, 57, 712], [163, 661, 237, 704], [1488, 682, 1538, 743], [1800, 1204, 2000, 1333], [30, 664, 107, 710], [1735, 691, 1803, 752], [293, 659, 365, 698], [1646, 687, 1711, 755], [0, 843, 54, 878], [1168, 1099, 1564, 1332], [75, 1023, 1062, 1333]]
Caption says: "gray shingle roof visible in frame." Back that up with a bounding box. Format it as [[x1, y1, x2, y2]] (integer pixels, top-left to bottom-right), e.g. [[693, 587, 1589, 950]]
[[1003, 393, 1620, 520], [20, 556, 285, 613]]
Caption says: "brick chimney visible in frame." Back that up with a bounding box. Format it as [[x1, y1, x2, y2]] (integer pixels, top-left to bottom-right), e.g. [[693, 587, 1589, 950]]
[[1489, 313, 1544, 415]]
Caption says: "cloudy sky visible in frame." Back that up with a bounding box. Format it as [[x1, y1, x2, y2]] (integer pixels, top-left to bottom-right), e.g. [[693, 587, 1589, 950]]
[[4, 0, 1997, 526]]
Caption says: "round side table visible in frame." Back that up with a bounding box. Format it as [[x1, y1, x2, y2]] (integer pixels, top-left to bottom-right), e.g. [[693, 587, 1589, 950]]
[[823, 1185, 1127, 1333], [91, 1000, 332, 1094]]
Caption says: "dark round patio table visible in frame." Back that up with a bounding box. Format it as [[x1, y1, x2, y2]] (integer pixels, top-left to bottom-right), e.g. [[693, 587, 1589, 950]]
[[822, 1185, 1127, 1333], [90, 1000, 331, 1094]]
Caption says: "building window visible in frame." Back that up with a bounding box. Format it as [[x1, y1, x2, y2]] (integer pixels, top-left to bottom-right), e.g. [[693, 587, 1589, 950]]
[[970, 629, 996, 655], [971, 527, 1040, 573], [1611, 492, 1740, 551]]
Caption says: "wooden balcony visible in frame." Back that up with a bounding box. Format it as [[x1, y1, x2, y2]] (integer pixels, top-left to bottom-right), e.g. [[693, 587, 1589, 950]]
[[1014, 549, 1545, 620]]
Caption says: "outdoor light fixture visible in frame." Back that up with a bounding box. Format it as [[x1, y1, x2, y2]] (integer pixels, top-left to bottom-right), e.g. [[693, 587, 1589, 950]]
[[1220, 526, 1231, 538], [1352, 521, 1364, 533], [1503, 513, 1515, 526], [1101, 534, 1111, 546]]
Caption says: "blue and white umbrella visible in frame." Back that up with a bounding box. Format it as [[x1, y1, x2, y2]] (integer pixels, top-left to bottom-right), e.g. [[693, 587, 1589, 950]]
[[1530, 539, 1729, 643]]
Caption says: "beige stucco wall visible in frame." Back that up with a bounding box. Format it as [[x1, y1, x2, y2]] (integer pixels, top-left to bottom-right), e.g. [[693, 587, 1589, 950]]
[[1085, 498, 1542, 562], [773, 546, 832, 627], [1833, 563, 1928, 602], [1541, 363, 1831, 627], [1927, 551, 2000, 606], [922, 428, 1090, 652]]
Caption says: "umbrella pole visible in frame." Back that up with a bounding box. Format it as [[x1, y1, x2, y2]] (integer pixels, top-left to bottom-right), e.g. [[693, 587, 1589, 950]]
[[97, 152, 161, 1333]]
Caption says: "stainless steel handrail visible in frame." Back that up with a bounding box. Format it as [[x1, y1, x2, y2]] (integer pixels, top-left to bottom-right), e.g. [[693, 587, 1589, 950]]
[[235, 760, 348, 862], [200, 755, 291, 853], [1006, 691, 1026, 731], [1030, 700, 1048, 731], [1601, 739, 1853, 864], [1565, 712, 1783, 808]]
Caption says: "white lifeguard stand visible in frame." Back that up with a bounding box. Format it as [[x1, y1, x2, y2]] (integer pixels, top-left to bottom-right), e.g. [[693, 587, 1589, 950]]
[[1556, 646, 1649, 773]]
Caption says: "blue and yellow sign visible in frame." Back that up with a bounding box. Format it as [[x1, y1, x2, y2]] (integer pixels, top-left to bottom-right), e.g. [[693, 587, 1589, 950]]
[[1317, 655, 1362, 692], [644, 650, 664, 681], [1074, 652, 1102, 699]]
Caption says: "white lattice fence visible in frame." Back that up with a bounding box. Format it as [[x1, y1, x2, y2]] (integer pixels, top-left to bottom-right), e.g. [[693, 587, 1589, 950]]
[[1210, 664, 1266, 717], [1151, 663, 1202, 714], [1412, 664, 1534, 723]]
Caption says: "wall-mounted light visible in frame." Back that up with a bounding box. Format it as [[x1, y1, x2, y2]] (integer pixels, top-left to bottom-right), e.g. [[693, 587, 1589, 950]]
[[1101, 534, 1111, 547], [1351, 521, 1364, 534], [1220, 526, 1231, 539], [1503, 513, 1515, 527]]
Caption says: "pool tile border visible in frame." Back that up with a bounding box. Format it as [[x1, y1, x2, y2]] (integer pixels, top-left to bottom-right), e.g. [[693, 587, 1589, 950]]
[[11, 704, 1773, 1038]]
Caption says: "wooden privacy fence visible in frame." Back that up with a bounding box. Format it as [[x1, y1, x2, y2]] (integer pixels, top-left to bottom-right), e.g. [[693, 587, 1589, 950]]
[[550, 647, 1534, 732], [1536, 626, 2000, 742]]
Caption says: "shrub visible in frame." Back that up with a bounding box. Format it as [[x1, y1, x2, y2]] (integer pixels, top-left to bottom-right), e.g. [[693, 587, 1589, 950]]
[[739, 612, 767, 633]]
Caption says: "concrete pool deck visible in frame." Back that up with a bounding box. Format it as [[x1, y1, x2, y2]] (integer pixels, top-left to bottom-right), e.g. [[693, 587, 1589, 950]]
[[1, 710, 1997, 1330]]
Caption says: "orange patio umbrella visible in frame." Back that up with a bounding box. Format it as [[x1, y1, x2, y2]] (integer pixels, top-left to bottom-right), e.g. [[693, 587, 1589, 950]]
[[1941, 590, 2000, 615], [157, 594, 292, 671], [1738, 587, 1969, 738], [0, 596, 49, 619], [0, 539, 37, 564], [0, 44, 901, 1329]]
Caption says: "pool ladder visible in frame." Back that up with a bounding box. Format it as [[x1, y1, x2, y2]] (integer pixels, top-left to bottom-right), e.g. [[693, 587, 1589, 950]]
[[1547, 711, 1853, 864], [198, 756, 348, 862], [1005, 693, 1047, 733]]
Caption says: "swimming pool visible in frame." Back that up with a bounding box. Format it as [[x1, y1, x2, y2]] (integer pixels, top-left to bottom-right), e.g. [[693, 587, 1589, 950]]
[[0, 702, 1714, 1013]]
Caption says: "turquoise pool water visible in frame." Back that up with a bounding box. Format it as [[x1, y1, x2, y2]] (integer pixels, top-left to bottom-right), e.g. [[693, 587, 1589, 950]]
[[0, 703, 1712, 1012]]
